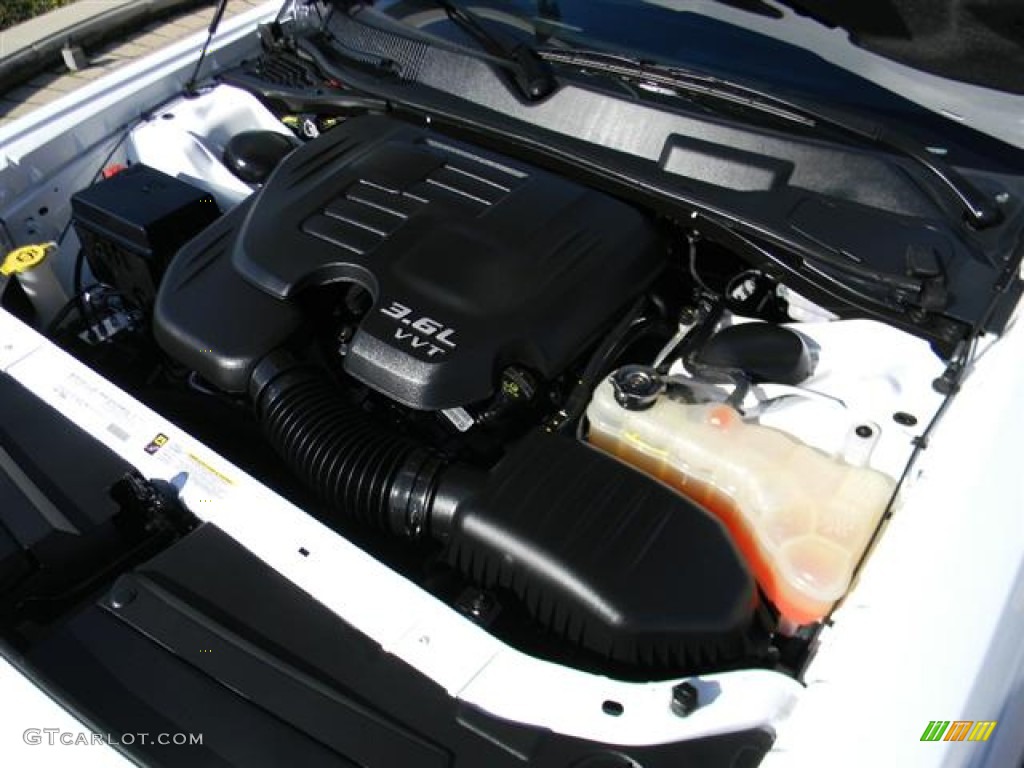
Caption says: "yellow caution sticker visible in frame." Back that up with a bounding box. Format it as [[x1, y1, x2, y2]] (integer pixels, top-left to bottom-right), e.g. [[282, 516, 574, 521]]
[[1, 243, 56, 276]]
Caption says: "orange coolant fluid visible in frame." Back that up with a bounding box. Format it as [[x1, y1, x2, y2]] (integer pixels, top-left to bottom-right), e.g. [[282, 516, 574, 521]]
[[586, 378, 895, 625]]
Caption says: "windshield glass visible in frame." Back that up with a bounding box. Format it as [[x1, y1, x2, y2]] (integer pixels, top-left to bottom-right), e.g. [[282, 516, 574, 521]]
[[367, 0, 1023, 172]]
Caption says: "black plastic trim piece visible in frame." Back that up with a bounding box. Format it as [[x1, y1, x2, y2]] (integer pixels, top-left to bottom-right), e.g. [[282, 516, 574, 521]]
[[7, 523, 774, 767]]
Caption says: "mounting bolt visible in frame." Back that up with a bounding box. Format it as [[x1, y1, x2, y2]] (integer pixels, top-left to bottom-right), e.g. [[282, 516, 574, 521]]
[[109, 584, 137, 610], [455, 587, 499, 624], [678, 306, 700, 324], [670, 682, 699, 717], [466, 592, 491, 618]]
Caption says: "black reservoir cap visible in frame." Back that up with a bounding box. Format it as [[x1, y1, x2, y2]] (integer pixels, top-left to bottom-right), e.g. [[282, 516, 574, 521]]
[[223, 130, 298, 185]]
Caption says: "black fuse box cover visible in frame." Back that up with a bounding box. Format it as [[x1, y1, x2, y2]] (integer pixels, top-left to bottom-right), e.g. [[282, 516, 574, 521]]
[[72, 164, 220, 308]]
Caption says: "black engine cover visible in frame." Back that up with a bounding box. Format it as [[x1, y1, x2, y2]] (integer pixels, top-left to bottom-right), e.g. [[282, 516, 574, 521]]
[[155, 116, 662, 408]]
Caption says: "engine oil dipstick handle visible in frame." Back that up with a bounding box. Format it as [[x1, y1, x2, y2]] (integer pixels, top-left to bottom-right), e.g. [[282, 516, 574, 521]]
[[652, 296, 721, 375]]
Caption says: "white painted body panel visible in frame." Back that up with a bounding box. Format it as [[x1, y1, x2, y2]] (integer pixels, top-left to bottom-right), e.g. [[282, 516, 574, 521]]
[[127, 86, 294, 210]]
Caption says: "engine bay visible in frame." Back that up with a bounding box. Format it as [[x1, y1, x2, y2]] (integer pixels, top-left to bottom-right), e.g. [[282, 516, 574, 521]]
[[4, 69, 960, 683]]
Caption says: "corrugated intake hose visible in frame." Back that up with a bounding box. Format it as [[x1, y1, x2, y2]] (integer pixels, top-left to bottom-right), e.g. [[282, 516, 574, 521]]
[[251, 354, 452, 538], [249, 353, 761, 672]]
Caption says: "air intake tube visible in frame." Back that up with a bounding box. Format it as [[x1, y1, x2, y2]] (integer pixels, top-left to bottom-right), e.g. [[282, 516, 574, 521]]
[[250, 353, 761, 670], [250, 352, 473, 539]]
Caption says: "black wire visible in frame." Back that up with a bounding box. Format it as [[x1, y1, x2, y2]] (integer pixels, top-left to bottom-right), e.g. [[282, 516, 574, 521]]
[[686, 231, 714, 295], [431, 0, 508, 58], [43, 282, 101, 337], [555, 295, 652, 431], [72, 246, 85, 297]]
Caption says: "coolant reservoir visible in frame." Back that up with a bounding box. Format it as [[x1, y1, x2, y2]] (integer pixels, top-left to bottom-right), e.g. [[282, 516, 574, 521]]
[[586, 376, 895, 625], [1, 243, 67, 325]]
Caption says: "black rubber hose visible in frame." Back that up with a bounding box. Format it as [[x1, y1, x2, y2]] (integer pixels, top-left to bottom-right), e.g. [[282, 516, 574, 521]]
[[252, 355, 447, 538]]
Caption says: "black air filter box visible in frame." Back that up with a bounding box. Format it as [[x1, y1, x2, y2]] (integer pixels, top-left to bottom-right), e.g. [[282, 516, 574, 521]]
[[71, 164, 220, 308], [445, 430, 760, 670]]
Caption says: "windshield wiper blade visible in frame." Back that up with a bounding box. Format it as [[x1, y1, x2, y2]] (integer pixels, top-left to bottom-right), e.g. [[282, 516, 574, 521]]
[[424, 0, 556, 101], [538, 48, 1002, 229]]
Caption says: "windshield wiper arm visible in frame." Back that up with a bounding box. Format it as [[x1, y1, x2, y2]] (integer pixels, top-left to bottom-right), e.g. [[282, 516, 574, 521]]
[[539, 49, 1002, 229], [424, 0, 556, 101]]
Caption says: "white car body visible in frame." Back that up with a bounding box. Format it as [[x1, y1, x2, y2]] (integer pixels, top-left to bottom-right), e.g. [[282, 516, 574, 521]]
[[0, 3, 1021, 767]]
